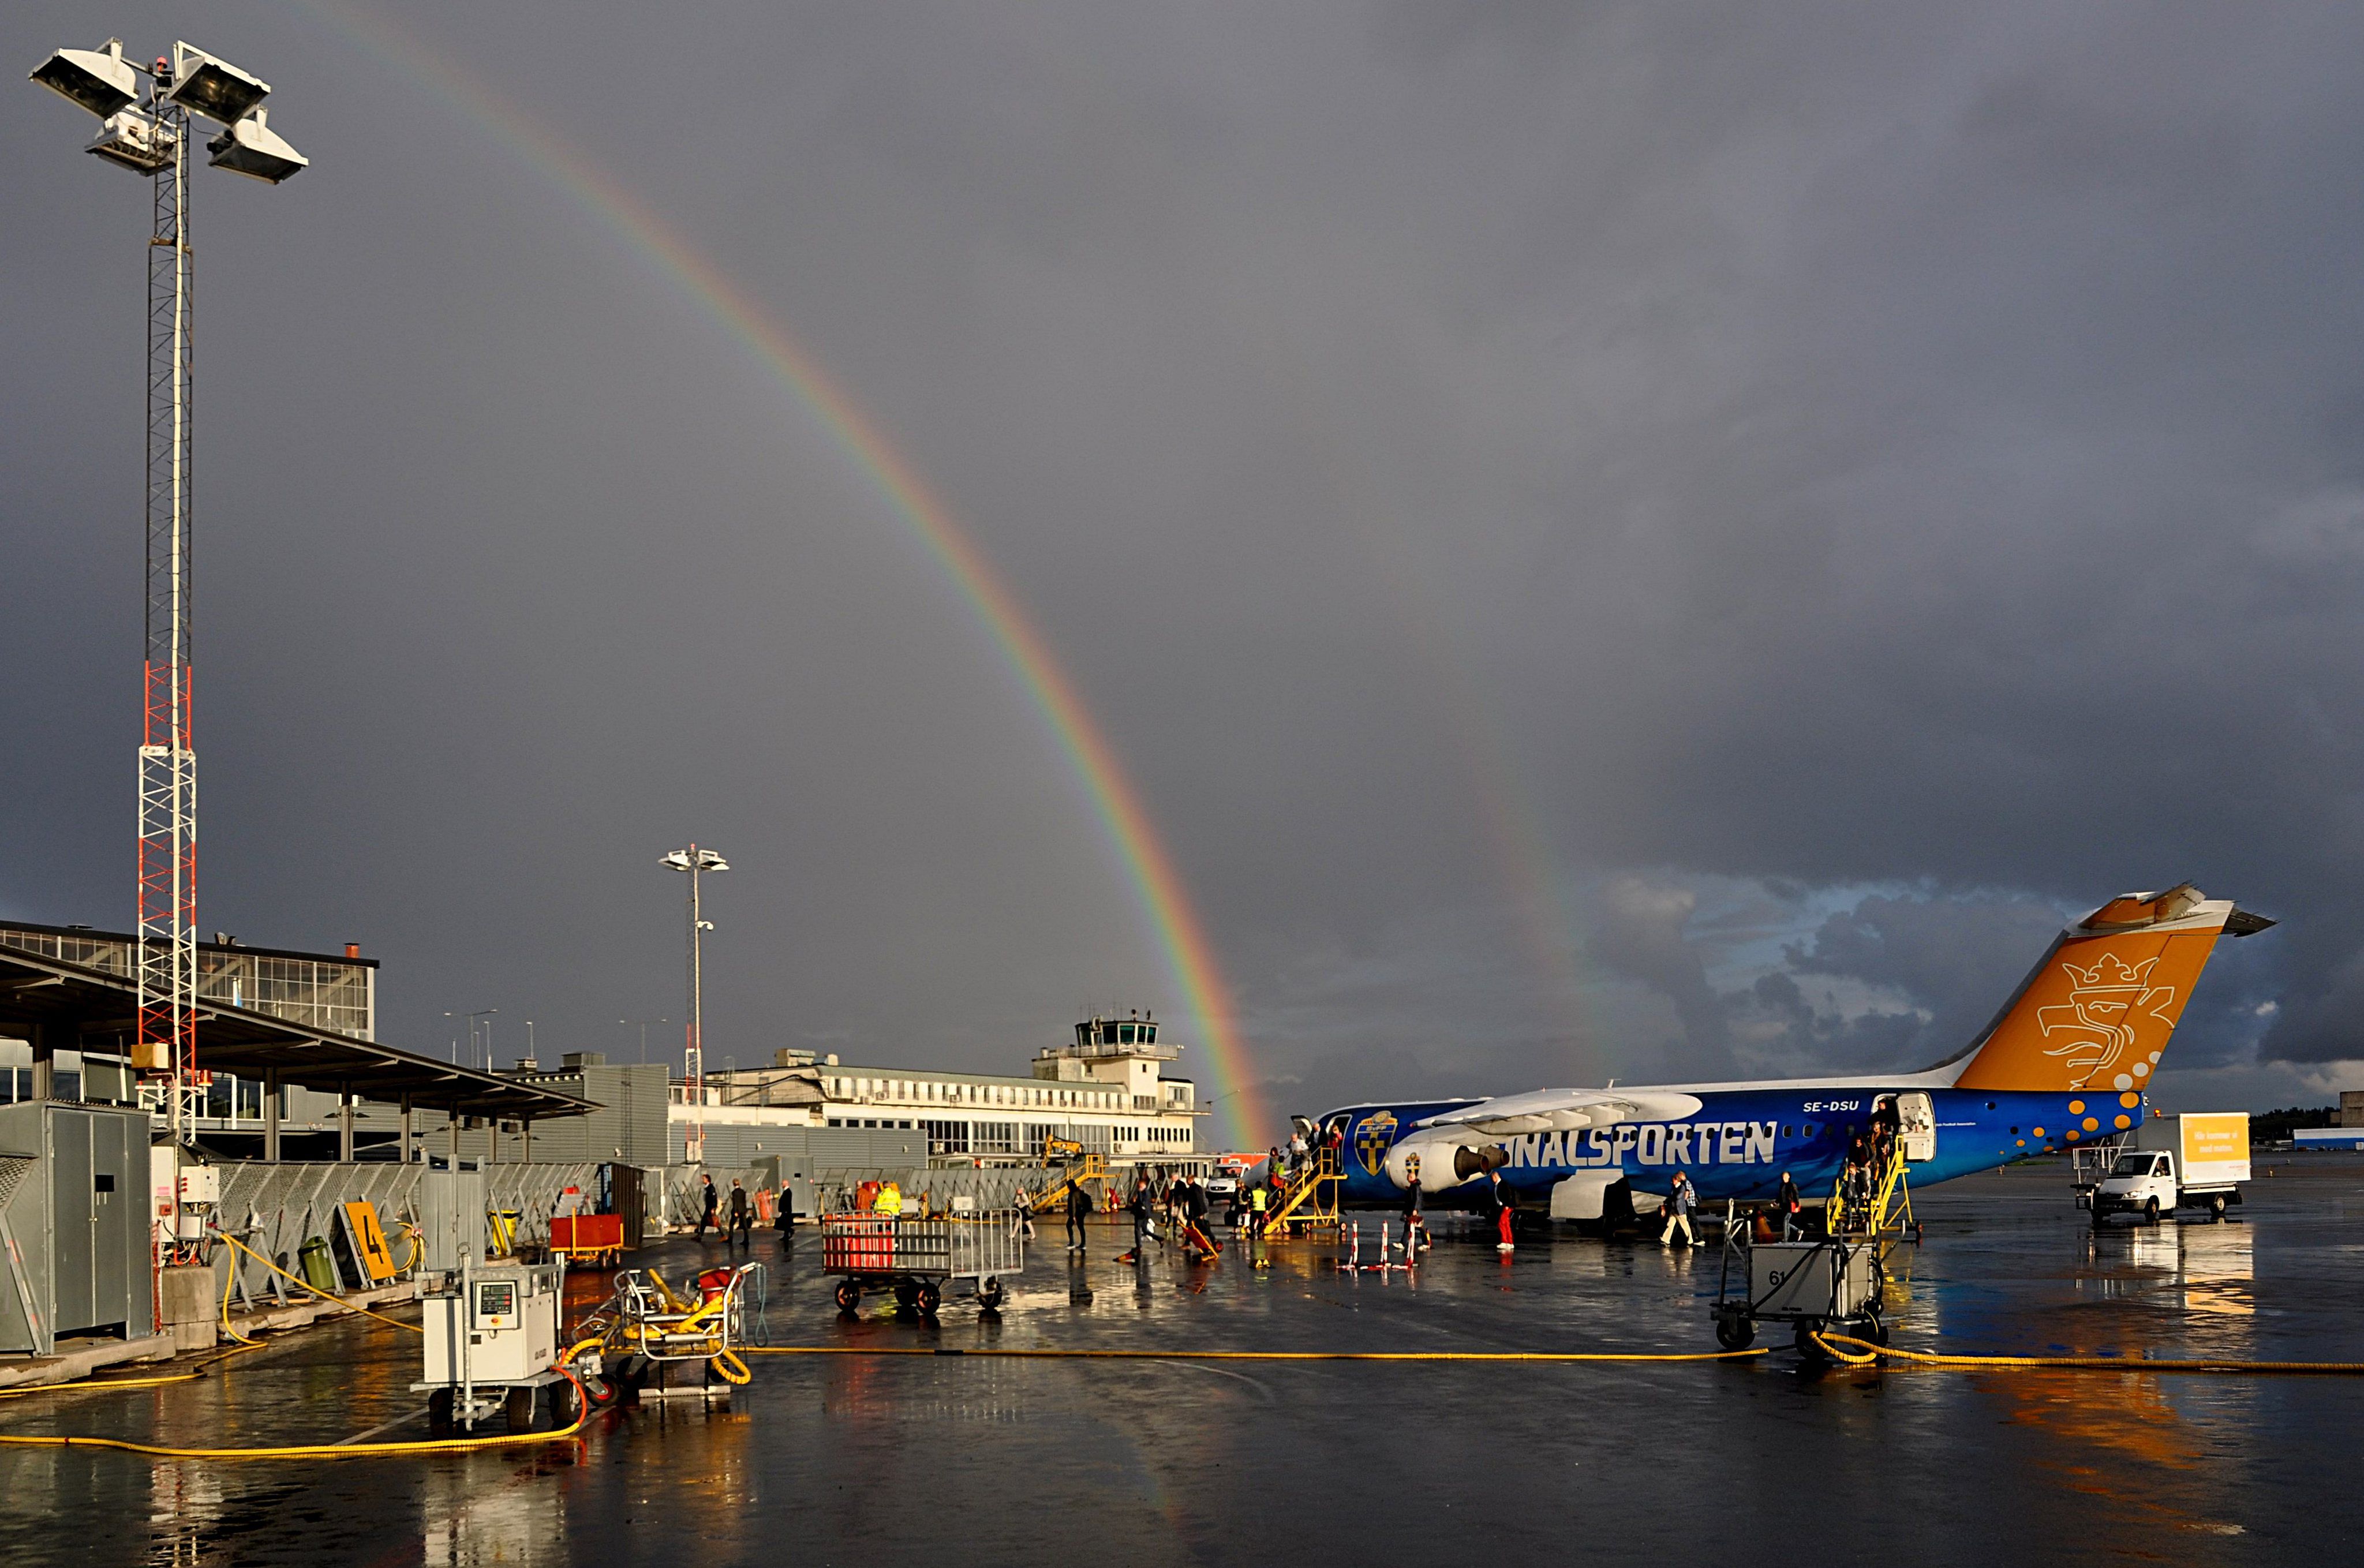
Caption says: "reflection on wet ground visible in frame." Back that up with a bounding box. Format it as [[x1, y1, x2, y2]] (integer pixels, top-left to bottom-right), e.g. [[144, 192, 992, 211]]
[[3, 1158, 2359, 1565]]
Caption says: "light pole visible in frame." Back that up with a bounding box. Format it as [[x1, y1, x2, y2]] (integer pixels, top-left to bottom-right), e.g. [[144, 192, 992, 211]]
[[29, 38, 309, 1151], [447, 1008, 495, 1069], [618, 1019, 668, 1066], [661, 845, 728, 1163]]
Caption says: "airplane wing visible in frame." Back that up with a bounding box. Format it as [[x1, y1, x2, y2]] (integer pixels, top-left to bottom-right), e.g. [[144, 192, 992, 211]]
[[1412, 1087, 1705, 1137]]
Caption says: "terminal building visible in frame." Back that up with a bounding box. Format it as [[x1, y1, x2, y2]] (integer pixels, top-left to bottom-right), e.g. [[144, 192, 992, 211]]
[[674, 1012, 1204, 1167]]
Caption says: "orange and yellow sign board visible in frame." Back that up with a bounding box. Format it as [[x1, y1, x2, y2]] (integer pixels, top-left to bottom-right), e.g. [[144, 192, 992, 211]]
[[2182, 1112, 2249, 1167], [341, 1201, 397, 1282]]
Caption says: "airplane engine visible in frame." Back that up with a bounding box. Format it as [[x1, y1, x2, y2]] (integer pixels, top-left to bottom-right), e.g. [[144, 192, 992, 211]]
[[1383, 1132, 1506, 1191]]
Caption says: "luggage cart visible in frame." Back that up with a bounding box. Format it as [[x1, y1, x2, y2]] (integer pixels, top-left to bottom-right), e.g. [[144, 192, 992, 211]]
[[823, 1210, 1026, 1316]]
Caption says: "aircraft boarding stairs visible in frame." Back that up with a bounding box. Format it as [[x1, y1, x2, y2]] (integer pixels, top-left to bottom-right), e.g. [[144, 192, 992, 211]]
[[1260, 1146, 1343, 1234], [1826, 1136, 1919, 1243], [1024, 1154, 1108, 1215]]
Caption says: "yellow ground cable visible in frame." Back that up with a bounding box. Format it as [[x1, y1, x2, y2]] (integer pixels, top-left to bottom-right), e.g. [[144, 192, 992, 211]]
[[385, 1220, 424, 1274], [742, 1345, 1768, 1363], [219, 1253, 259, 1347], [214, 1234, 423, 1336], [0, 1365, 595, 1461], [1812, 1331, 2364, 1375], [0, 1371, 201, 1399]]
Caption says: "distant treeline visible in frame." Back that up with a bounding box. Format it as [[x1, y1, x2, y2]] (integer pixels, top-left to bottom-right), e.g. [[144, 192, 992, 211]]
[[2251, 1105, 2336, 1141]]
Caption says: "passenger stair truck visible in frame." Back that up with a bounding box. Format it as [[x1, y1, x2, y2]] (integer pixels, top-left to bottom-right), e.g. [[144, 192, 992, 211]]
[[2090, 1112, 2249, 1224]]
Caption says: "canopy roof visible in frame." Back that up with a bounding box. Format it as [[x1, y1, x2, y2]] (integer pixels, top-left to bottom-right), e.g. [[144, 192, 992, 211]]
[[0, 942, 590, 1121]]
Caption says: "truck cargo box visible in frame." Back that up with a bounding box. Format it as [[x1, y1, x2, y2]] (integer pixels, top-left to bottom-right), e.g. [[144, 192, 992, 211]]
[[2175, 1111, 2250, 1190]]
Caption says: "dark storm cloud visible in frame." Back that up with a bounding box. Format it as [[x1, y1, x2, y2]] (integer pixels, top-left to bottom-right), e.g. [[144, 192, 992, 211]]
[[6, 1, 2364, 1131]]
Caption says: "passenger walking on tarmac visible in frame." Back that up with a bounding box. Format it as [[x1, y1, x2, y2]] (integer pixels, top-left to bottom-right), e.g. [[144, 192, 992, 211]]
[[1776, 1172, 1801, 1240], [1248, 1177, 1269, 1238], [1401, 1154, 1426, 1255], [727, 1179, 752, 1248], [775, 1182, 796, 1249], [1119, 1177, 1153, 1263], [1067, 1177, 1094, 1252], [1487, 1169, 1516, 1253], [695, 1174, 719, 1240], [1183, 1175, 1219, 1260], [1660, 1170, 1697, 1247]]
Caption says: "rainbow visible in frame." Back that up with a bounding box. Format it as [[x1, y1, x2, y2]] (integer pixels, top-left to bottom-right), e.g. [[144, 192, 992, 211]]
[[289, 2, 1270, 1144]]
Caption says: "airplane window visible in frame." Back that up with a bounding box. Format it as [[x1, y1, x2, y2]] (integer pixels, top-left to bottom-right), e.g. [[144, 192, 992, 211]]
[[1985, 1102, 1997, 1110], [1783, 1126, 1794, 1137], [1802, 1123, 1817, 1137]]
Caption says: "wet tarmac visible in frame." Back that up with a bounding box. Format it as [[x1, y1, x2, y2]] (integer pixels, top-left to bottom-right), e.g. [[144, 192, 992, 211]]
[[3, 1157, 2359, 1566]]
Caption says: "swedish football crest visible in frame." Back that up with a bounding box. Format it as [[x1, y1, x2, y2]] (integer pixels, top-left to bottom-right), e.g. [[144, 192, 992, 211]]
[[1355, 1112, 1398, 1176]]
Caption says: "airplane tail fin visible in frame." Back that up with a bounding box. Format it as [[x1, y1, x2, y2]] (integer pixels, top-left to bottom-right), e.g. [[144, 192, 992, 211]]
[[1940, 884, 2271, 1097]]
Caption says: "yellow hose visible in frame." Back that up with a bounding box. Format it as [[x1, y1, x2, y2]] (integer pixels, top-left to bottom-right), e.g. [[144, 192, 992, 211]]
[[743, 1345, 1767, 1363], [1812, 1331, 2364, 1375], [0, 1365, 594, 1460], [219, 1250, 259, 1347], [214, 1234, 422, 1336], [0, 1371, 200, 1400]]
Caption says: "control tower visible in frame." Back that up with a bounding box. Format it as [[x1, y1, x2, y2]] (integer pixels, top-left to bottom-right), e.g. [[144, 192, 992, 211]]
[[1033, 1010, 1185, 1114]]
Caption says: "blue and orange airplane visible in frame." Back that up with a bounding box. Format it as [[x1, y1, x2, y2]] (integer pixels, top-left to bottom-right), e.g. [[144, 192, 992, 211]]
[[1322, 885, 2272, 1220]]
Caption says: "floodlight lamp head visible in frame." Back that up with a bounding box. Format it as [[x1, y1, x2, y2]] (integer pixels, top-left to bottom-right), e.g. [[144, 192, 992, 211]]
[[85, 108, 177, 174], [698, 852, 730, 873], [661, 851, 694, 871], [206, 106, 307, 183], [167, 41, 268, 125], [29, 39, 139, 118]]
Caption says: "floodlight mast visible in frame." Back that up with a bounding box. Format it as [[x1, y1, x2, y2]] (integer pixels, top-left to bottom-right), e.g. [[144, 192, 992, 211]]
[[138, 53, 200, 1146], [27, 38, 308, 1155], [662, 846, 728, 1163]]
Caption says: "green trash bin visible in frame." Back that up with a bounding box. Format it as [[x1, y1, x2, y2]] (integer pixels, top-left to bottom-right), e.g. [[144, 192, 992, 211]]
[[299, 1236, 338, 1293]]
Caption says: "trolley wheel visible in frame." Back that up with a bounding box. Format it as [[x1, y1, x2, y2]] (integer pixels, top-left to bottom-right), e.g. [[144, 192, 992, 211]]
[[893, 1283, 919, 1313], [1793, 1322, 1832, 1368], [1855, 1313, 1890, 1348], [552, 1379, 582, 1425], [2209, 1193, 2228, 1221], [915, 1281, 941, 1317], [2144, 1197, 2161, 1225], [1714, 1315, 1756, 1352], [579, 1372, 618, 1410], [977, 1278, 1005, 1313], [427, 1387, 455, 1435], [506, 1385, 538, 1433], [835, 1281, 862, 1313]]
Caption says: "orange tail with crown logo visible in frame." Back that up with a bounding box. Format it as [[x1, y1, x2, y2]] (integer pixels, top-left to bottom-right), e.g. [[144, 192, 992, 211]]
[[1943, 885, 2272, 1095]]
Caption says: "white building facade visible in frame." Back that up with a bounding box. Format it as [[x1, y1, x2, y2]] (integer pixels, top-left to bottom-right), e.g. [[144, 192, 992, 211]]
[[673, 1013, 1203, 1165]]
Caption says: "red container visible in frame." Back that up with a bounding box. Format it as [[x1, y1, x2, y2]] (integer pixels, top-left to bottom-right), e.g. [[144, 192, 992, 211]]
[[550, 1214, 623, 1252]]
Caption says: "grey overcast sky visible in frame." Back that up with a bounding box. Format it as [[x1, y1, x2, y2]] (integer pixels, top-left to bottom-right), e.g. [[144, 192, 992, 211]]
[[8, 2, 2363, 1144]]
